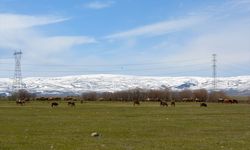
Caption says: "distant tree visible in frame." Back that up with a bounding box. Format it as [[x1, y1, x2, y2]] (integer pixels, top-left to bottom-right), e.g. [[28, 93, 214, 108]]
[[147, 90, 165, 101], [208, 91, 227, 102], [171, 91, 181, 102], [179, 89, 193, 100], [18, 89, 32, 100], [131, 89, 141, 101], [193, 89, 208, 102], [148, 90, 159, 101], [9, 89, 32, 101], [140, 90, 148, 101], [82, 92, 97, 101], [247, 96, 250, 104], [0, 95, 6, 100], [101, 92, 113, 101], [29, 93, 37, 100], [119, 90, 132, 101], [163, 88, 172, 101]]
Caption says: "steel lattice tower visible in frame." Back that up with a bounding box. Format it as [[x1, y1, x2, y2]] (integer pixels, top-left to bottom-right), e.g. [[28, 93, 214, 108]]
[[12, 50, 23, 92], [212, 54, 217, 91]]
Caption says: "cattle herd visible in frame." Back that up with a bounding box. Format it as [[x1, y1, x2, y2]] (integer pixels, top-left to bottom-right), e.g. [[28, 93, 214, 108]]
[[217, 98, 238, 104], [15, 96, 77, 108], [15, 96, 239, 108]]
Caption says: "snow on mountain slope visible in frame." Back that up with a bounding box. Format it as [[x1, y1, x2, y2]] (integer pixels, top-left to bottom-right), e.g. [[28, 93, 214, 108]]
[[0, 74, 250, 96]]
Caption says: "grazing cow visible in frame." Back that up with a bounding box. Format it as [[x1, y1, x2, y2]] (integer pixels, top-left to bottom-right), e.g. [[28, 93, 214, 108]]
[[200, 103, 207, 107], [16, 99, 25, 105], [232, 99, 238, 104], [133, 100, 140, 106], [160, 100, 168, 107], [68, 101, 75, 107], [171, 101, 175, 107], [223, 99, 233, 104], [51, 102, 59, 107], [218, 98, 224, 103]]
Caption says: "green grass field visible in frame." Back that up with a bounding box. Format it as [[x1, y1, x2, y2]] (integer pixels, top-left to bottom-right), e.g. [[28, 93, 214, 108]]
[[0, 101, 250, 150]]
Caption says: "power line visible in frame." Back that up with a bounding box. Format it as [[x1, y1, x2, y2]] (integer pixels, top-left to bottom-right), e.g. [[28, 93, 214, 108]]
[[0, 63, 210, 73], [0, 56, 213, 77], [220, 63, 250, 73], [0, 68, 211, 79], [0, 58, 209, 68]]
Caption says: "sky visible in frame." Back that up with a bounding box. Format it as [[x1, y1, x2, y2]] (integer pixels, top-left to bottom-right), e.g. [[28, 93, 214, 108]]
[[0, 0, 250, 78]]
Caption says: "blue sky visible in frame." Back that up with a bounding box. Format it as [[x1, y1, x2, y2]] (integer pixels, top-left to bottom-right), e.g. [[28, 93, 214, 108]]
[[0, 0, 250, 77]]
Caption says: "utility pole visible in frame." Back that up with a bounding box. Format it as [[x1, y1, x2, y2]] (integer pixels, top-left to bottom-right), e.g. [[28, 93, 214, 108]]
[[12, 50, 23, 92], [212, 54, 217, 92]]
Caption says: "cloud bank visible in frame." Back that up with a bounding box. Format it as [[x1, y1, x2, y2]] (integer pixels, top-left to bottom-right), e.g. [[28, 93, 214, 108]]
[[106, 16, 204, 39], [0, 13, 96, 60]]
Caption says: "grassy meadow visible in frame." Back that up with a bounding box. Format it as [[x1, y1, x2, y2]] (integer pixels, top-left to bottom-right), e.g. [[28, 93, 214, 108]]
[[0, 101, 250, 150]]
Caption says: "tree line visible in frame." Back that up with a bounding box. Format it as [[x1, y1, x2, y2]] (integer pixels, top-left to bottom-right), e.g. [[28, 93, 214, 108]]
[[81, 88, 228, 102], [1, 88, 229, 102]]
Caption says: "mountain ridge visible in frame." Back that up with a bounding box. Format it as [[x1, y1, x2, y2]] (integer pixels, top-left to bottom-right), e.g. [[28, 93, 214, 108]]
[[0, 74, 249, 96]]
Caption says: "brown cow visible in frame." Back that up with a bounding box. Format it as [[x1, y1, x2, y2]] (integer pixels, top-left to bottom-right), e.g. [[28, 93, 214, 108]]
[[223, 99, 233, 104], [133, 100, 140, 106]]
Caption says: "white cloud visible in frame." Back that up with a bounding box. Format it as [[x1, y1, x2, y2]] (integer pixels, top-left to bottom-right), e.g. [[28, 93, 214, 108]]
[[84, 1, 114, 9], [106, 16, 204, 39], [0, 13, 96, 59], [0, 13, 68, 30], [164, 1, 250, 66], [191, 29, 249, 62], [104, 0, 250, 76], [27, 36, 96, 55], [163, 19, 250, 74], [101, 1, 250, 76], [39, 36, 95, 49]]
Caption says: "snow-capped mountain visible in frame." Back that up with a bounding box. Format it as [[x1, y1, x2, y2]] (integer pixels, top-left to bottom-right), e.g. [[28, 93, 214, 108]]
[[0, 74, 250, 96]]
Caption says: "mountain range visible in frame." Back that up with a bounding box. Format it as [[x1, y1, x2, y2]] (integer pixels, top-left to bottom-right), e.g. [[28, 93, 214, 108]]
[[0, 74, 249, 96]]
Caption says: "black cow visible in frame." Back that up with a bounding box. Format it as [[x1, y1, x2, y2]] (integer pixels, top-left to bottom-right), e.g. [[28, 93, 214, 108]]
[[68, 101, 75, 106], [232, 99, 238, 104], [171, 101, 175, 107], [160, 100, 168, 107], [51, 102, 59, 107], [200, 102, 207, 107]]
